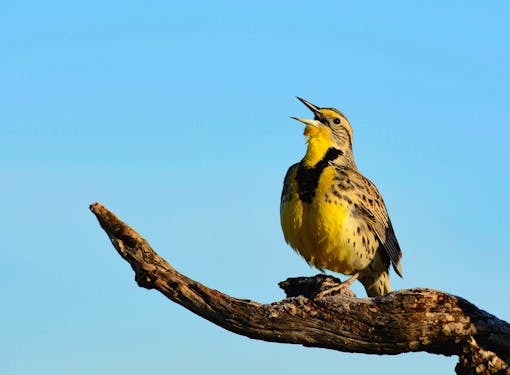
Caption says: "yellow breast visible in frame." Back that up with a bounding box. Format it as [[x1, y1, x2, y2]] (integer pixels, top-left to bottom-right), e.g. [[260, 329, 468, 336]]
[[281, 166, 365, 275]]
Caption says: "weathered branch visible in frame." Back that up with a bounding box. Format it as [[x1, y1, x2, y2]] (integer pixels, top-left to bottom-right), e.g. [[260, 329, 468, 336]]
[[90, 202, 510, 374]]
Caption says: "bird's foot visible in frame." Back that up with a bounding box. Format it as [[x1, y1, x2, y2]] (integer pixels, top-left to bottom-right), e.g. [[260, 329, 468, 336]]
[[316, 283, 356, 298], [316, 273, 359, 298]]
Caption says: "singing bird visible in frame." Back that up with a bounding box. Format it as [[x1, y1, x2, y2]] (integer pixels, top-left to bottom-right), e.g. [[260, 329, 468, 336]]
[[280, 97, 403, 297]]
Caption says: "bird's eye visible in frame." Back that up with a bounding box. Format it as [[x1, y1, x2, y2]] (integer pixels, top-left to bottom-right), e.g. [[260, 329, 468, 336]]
[[333, 118, 341, 124]]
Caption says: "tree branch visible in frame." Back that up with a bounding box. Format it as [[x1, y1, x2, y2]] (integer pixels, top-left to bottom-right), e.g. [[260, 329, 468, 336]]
[[90, 202, 510, 374]]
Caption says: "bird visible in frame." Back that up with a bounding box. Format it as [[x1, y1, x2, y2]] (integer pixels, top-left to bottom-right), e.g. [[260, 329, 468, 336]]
[[280, 97, 403, 297]]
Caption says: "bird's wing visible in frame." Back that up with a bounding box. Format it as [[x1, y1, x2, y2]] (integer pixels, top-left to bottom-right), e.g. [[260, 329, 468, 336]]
[[345, 169, 403, 277], [280, 163, 299, 210]]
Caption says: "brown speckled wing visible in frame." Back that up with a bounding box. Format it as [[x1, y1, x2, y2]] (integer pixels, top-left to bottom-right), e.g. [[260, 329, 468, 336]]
[[342, 168, 403, 277]]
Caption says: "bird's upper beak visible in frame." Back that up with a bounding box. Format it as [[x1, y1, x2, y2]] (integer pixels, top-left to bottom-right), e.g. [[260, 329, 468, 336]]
[[291, 97, 323, 127], [297, 97, 321, 116]]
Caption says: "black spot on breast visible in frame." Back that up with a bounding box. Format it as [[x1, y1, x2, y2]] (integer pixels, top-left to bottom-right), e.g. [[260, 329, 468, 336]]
[[296, 147, 343, 203]]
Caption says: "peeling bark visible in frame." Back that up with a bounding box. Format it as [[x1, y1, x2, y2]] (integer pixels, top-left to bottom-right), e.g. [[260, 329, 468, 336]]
[[90, 202, 510, 374]]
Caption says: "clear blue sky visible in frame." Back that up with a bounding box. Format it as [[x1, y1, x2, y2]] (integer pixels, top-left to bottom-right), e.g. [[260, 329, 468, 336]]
[[2, 1, 509, 374]]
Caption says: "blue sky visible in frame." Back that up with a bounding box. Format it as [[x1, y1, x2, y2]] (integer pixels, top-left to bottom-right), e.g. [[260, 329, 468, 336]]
[[2, 1, 509, 374]]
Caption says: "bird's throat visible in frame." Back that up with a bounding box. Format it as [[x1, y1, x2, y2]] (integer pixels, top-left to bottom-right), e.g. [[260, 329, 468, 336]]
[[303, 130, 334, 167], [297, 147, 343, 203]]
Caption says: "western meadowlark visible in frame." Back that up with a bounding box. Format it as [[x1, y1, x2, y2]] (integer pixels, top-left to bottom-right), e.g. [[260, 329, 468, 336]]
[[280, 97, 403, 297]]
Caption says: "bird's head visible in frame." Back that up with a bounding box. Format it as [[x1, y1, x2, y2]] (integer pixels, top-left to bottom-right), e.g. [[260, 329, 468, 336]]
[[292, 97, 355, 167]]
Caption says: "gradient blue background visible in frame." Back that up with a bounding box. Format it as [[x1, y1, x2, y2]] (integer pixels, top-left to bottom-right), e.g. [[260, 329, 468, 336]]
[[2, 1, 509, 374]]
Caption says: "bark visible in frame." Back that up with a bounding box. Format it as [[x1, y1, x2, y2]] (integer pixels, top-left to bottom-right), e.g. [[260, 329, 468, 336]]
[[89, 202, 510, 374]]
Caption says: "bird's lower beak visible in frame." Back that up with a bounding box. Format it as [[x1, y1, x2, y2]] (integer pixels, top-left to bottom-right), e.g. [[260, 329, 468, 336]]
[[290, 117, 323, 137], [290, 117, 322, 127]]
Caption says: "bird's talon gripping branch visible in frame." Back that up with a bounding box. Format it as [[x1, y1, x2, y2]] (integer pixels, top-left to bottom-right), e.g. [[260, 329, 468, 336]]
[[316, 273, 359, 298]]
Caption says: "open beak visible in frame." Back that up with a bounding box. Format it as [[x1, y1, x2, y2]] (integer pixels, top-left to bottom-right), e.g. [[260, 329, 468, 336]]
[[291, 97, 323, 127]]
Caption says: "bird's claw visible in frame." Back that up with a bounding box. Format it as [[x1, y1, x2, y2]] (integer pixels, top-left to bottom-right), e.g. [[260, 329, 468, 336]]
[[316, 283, 357, 298]]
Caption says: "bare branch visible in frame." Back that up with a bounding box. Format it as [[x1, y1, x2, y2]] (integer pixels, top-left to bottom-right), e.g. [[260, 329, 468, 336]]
[[90, 202, 510, 374]]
